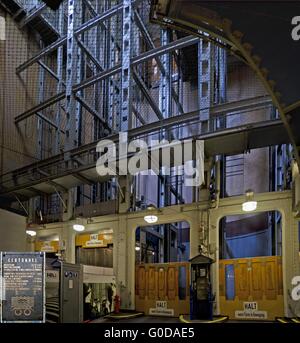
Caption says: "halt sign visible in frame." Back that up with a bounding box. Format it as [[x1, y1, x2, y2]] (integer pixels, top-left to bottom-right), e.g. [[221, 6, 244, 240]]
[[149, 301, 174, 316], [1, 252, 45, 323], [235, 302, 267, 320]]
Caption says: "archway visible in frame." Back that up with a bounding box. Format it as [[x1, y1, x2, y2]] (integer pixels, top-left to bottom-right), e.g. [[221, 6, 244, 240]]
[[218, 210, 284, 320], [134, 221, 191, 317]]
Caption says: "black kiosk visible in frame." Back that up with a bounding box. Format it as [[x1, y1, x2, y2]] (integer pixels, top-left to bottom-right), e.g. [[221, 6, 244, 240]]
[[189, 254, 214, 320]]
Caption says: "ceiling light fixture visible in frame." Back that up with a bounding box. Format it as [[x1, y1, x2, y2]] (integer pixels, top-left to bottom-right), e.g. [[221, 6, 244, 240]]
[[73, 224, 85, 232], [26, 230, 37, 237], [144, 215, 158, 224], [144, 204, 159, 224], [242, 190, 257, 212]]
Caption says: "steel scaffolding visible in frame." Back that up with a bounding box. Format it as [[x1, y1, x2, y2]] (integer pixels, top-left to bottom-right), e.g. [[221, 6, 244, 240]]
[[0, 0, 283, 220]]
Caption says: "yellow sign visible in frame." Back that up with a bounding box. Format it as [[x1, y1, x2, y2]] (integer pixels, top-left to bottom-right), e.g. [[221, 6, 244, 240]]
[[35, 241, 59, 253], [75, 233, 113, 248]]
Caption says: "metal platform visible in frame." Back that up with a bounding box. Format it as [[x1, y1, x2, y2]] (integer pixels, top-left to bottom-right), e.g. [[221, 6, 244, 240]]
[[0, 116, 289, 201]]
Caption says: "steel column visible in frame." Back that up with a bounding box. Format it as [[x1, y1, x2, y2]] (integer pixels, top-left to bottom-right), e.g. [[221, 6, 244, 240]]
[[120, 0, 132, 131], [55, 6, 64, 154], [37, 41, 45, 160], [65, 0, 78, 150], [198, 39, 214, 133]]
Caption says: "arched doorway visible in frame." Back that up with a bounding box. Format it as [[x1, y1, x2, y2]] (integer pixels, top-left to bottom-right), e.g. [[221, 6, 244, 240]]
[[134, 221, 190, 317], [218, 210, 284, 320]]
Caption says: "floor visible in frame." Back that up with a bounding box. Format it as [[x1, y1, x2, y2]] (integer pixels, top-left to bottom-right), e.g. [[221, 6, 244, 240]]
[[91, 315, 181, 323], [91, 315, 280, 323]]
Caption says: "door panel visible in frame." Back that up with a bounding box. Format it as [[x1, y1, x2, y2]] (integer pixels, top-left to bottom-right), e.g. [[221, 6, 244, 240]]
[[219, 256, 283, 320], [135, 262, 190, 317], [265, 259, 277, 300], [236, 260, 250, 300], [148, 267, 156, 300], [136, 267, 146, 299], [61, 263, 82, 323], [251, 261, 263, 300]]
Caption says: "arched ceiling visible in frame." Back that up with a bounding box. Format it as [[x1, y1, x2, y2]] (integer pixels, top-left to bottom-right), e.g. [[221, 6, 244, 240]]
[[150, 0, 300, 165]]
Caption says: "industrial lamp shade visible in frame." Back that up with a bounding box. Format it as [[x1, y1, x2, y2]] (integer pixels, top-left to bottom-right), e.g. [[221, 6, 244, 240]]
[[242, 190, 257, 212], [144, 215, 158, 224], [143, 204, 159, 224], [26, 230, 37, 237], [73, 224, 85, 232]]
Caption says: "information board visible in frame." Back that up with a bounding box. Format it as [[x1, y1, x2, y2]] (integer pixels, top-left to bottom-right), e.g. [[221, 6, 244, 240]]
[[1, 252, 45, 323]]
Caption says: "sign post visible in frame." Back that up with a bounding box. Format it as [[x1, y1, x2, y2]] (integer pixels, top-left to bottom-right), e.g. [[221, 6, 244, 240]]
[[1, 252, 45, 323]]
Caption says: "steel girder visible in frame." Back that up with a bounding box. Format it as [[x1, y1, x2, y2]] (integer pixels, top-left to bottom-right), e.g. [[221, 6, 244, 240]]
[[150, 0, 300, 165]]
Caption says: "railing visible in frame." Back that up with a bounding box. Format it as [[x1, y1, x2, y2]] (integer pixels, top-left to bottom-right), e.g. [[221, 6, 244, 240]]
[[0, 120, 281, 199], [16, 0, 64, 36]]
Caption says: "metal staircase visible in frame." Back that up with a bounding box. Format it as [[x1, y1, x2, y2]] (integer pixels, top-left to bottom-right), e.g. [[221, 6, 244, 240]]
[[0, 0, 61, 43]]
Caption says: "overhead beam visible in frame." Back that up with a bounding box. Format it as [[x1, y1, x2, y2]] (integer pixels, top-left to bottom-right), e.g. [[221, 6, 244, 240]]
[[83, 0, 97, 16], [82, 0, 108, 31], [7, 95, 275, 179], [37, 60, 66, 87], [19, 4, 47, 28], [72, 64, 121, 92], [15, 36, 198, 123], [16, 95, 273, 161], [132, 105, 146, 125], [15, 91, 65, 123], [132, 69, 164, 121], [47, 181, 67, 193], [75, 94, 112, 132], [129, 96, 273, 138], [36, 111, 65, 133], [131, 35, 199, 66], [210, 95, 272, 116], [74, 173, 94, 186], [16, 3, 123, 74], [0, 119, 288, 196], [37, 169, 68, 192], [27, 187, 49, 197], [76, 37, 104, 71], [16, 36, 67, 74], [15, 65, 121, 123], [13, 95, 274, 168], [134, 10, 184, 114]]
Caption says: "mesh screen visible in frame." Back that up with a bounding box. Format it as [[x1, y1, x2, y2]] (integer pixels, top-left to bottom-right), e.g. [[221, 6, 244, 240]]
[[0, 0, 277, 214]]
